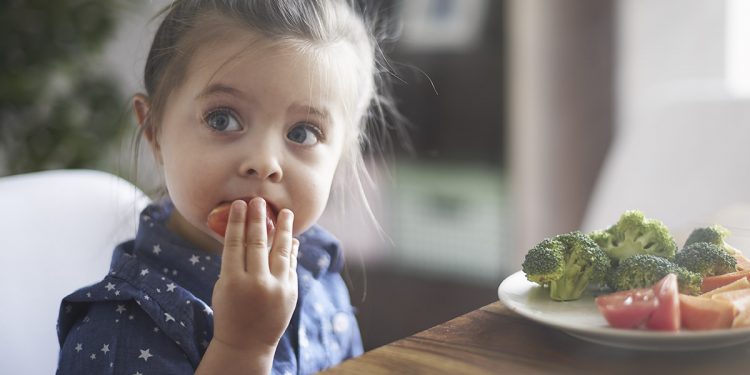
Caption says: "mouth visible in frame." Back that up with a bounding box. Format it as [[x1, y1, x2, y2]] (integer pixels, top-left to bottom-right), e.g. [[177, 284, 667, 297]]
[[206, 198, 278, 238]]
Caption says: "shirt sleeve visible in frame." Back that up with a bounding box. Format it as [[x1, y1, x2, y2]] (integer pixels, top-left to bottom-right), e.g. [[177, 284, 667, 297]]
[[57, 300, 194, 375]]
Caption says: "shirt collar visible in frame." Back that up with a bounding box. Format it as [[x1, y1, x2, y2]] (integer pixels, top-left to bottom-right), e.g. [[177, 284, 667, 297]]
[[133, 201, 220, 303]]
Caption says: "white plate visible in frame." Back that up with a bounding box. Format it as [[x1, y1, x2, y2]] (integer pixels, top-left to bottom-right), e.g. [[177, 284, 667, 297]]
[[498, 271, 750, 351]]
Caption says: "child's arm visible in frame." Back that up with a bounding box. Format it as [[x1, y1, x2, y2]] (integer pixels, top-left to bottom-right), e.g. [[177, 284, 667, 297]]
[[196, 199, 299, 375]]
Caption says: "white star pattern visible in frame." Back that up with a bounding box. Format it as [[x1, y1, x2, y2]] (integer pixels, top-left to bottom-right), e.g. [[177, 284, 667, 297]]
[[101, 344, 110, 354], [75, 343, 83, 352], [86, 292, 92, 298], [166, 282, 176, 292], [164, 313, 175, 322], [134, 372, 143, 375], [140, 268, 149, 276], [189, 255, 200, 265], [138, 349, 153, 362], [203, 305, 213, 315], [90, 353, 96, 360], [115, 305, 127, 314], [114, 290, 121, 296], [105, 282, 116, 291], [153, 244, 162, 255]]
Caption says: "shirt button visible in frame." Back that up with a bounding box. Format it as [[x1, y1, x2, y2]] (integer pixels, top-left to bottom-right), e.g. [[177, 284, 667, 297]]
[[332, 312, 350, 334]]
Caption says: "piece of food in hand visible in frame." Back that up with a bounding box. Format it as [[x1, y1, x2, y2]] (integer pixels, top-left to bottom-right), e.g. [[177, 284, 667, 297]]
[[701, 269, 750, 293], [588, 210, 677, 267], [595, 288, 659, 329], [207, 200, 276, 237], [646, 273, 680, 331], [674, 242, 737, 277], [700, 277, 750, 299], [522, 231, 611, 301], [679, 294, 734, 330], [610, 254, 703, 296]]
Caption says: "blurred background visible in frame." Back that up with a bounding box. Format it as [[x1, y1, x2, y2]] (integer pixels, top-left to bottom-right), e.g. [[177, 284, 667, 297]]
[[2, 0, 750, 352]]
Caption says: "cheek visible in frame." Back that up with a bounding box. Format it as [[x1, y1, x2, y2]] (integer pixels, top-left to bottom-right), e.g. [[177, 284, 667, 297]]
[[160, 140, 225, 223]]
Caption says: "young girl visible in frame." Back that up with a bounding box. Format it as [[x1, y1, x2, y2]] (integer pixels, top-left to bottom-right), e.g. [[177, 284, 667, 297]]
[[56, 1, 400, 374]]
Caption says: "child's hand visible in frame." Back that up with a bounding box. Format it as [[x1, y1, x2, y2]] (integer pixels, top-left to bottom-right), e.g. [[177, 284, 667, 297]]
[[210, 198, 299, 355]]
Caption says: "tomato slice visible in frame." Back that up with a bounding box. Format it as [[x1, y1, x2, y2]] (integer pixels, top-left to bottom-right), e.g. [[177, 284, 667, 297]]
[[647, 273, 680, 331], [595, 288, 659, 329]]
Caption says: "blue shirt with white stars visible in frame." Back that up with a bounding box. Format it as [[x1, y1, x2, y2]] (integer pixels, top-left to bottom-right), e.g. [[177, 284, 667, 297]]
[[56, 201, 363, 375]]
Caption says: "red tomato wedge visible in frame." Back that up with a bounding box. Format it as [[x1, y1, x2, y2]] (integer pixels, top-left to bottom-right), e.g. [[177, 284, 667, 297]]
[[595, 288, 659, 329], [701, 269, 750, 293], [679, 294, 734, 330], [206, 201, 276, 238], [647, 274, 680, 331]]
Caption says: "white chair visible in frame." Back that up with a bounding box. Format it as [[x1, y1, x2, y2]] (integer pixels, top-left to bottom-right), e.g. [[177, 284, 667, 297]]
[[0, 169, 151, 374]]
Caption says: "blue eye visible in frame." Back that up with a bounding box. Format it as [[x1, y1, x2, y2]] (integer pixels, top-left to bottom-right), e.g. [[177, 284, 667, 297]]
[[204, 109, 241, 132], [287, 123, 321, 145]]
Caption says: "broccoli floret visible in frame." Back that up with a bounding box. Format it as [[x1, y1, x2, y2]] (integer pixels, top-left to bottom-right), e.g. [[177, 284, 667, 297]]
[[684, 224, 741, 256], [612, 254, 702, 295], [675, 242, 737, 277], [522, 231, 611, 301], [521, 238, 565, 286], [589, 210, 677, 266]]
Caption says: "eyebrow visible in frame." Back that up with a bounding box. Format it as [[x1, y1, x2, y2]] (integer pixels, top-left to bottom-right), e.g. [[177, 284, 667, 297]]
[[195, 83, 248, 101], [289, 103, 330, 120]]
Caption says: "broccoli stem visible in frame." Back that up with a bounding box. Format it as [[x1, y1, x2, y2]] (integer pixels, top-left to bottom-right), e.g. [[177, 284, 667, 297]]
[[549, 250, 593, 301]]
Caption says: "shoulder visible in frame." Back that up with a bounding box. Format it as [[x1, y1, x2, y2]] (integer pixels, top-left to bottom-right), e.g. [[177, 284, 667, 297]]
[[58, 270, 213, 369]]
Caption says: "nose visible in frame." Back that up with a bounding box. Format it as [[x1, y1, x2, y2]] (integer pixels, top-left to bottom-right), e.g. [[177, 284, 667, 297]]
[[238, 142, 283, 182]]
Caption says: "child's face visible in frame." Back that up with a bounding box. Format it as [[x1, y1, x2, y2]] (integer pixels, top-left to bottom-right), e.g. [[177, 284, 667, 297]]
[[148, 32, 357, 252]]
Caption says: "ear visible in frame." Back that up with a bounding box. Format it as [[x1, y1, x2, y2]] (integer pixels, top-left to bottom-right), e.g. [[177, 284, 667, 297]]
[[132, 93, 163, 165]]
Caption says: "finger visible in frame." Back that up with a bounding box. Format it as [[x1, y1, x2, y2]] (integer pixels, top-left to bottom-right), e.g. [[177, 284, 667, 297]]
[[289, 238, 299, 278], [245, 197, 270, 275], [220, 200, 247, 276], [270, 209, 294, 278]]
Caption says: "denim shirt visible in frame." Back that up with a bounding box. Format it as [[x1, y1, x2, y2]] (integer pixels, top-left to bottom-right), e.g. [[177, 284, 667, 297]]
[[57, 202, 362, 374]]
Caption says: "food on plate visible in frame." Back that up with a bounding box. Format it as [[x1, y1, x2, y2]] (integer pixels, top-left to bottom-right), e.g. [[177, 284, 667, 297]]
[[701, 269, 750, 293], [678, 294, 734, 330], [709, 288, 750, 328], [517, 208, 750, 333], [684, 224, 750, 270], [609, 254, 702, 296], [647, 274, 681, 331], [595, 288, 658, 329], [595, 274, 680, 331], [521, 231, 611, 301], [675, 242, 738, 277], [700, 277, 750, 298], [589, 210, 677, 267]]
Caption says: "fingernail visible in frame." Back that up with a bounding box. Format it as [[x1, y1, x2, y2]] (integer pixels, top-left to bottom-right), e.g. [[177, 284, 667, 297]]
[[253, 197, 265, 213], [284, 209, 294, 227], [231, 200, 245, 211]]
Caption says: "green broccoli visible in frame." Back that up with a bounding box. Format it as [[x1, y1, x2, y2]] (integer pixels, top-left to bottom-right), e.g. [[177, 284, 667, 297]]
[[522, 231, 611, 301], [684, 224, 741, 256], [611, 254, 702, 295], [674, 242, 737, 277], [589, 210, 677, 266]]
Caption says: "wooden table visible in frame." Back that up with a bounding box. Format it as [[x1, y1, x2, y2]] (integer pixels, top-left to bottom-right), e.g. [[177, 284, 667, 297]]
[[323, 301, 750, 374]]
